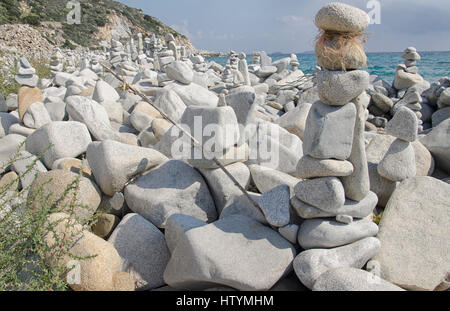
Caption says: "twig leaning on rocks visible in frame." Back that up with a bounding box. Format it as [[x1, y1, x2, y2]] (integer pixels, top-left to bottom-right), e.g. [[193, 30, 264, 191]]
[[100, 63, 264, 214]]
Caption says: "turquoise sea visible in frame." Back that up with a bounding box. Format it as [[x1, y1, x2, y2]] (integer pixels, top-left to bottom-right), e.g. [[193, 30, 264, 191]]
[[207, 51, 450, 85]]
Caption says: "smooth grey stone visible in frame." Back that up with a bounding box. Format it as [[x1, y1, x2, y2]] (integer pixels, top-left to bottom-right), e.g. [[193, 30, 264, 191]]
[[257, 66, 277, 78], [249, 164, 300, 196], [420, 103, 434, 123], [165, 214, 207, 253], [163, 215, 296, 291], [225, 88, 257, 126], [199, 162, 250, 214], [294, 177, 345, 212], [402, 51, 421, 61], [154, 89, 187, 123], [279, 224, 299, 244], [296, 155, 354, 179], [377, 139, 416, 182], [368, 90, 393, 113], [317, 70, 369, 106], [259, 184, 291, 228], [18, 67, 36, 75], [298, 218, 379, 249], [12, 150, 47, 189], [366, 134, 434, 206], [386, 106, 418, 142], [336, 215, 353, 224], [431, 106, 450, 127], [130, 109, 154, 132], [303, 101, 356, 160], [8, 123, 34, 137], [87, 140, 168, 196], [108, 213, 170, 290], [22, 102, 52, 129], [124, 160, 217, 228], [315, 2, 370, 32], [0, 134, 26, 168], [6, 94, 18, 111], [25, 121, 91, 169], [14, 74, 38, 87], [180, 106, 240, 151], [437, 87, 450, 108], [373, 177, 450, 291], [293, 237, 381, 289], [66, 95, 119, 141], [170, 82, 218, 108], [291, 191, 378, 219], [420, 119, 450, 174], [342, 93, 371, 201], [312, 268, 405, 291], [44, 96, 67, 121], [0, 112, 20, 137], [220, 192, 267, 225], [165, 61, 194, 85], [275, 102, 312, 140], [0, 93, 6, 112]]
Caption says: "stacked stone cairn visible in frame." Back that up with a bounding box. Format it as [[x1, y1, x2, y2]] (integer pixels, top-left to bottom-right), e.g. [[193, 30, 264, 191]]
[[110, 39, 124, 68], [15, 57, 39, 87], [65, 51, 77, 74], [292, 3, 382, 290], [49, 48, 64, 77], [90, 55, 103, 74], [392, 47, 426, 132], [377, 106, 417, 182], [290, 54, 299, 71]]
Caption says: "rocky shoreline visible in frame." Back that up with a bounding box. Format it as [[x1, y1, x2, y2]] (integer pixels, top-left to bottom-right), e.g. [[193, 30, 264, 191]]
[[0, 2, 449, 292]]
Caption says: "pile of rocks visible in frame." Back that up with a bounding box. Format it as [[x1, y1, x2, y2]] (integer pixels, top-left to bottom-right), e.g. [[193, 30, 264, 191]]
[[0, 2, 449, 293], [49, 48, 64, 77], [14, 57, 39, 88], [290, 2, 397, 291]]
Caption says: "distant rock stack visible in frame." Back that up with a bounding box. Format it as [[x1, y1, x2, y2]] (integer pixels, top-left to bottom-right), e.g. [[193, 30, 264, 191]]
[[238, 52, 251, 86], [377, 106, 417, 182], [394, 47, 423, 90], [49, 48, 64, 77], [65, 51, 76, 74], [110, 39, 124, 67], [117, 53, 138, 84], [91, 55, 102, 74], [290, 54, 299, 71], [292, 3, 380, 290], [15, 57, 38, 87], [165, 34, 179, 61], [222, 64, 234, 83], [392, 47, 426, 132]]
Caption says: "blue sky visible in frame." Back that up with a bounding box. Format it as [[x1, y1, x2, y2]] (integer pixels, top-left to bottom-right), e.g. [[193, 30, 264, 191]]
[[117, 0, 450, 53]]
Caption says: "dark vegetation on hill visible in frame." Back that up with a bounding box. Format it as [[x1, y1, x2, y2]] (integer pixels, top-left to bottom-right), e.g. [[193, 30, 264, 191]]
[[0, 0, 187, 47]]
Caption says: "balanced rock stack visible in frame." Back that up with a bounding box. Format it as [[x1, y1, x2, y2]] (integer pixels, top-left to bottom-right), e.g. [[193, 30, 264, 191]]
[[110, 39, 124, 67], [90, 55, 102, 74], [377, 106, 417, 181], [394, 47, 423, 90], [292, 3, 384, 290], [290, 54, 299, 71], [14, 57, 39, 87], [392, 47, 425, 132], [49, 48, 64, 77]]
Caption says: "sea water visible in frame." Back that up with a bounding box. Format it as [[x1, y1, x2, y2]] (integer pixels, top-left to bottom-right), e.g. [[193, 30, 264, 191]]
[[207, 51, 450, 85]]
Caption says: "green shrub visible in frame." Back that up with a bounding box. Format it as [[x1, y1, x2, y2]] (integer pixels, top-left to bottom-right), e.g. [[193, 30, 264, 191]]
[[21, 13, 41, 26], [0, 145, 100, 291], [62, 39, 76, 50]]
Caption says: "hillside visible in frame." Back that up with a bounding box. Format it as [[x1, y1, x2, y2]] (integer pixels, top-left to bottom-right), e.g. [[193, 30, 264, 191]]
[[0, 0, 195, 51]]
